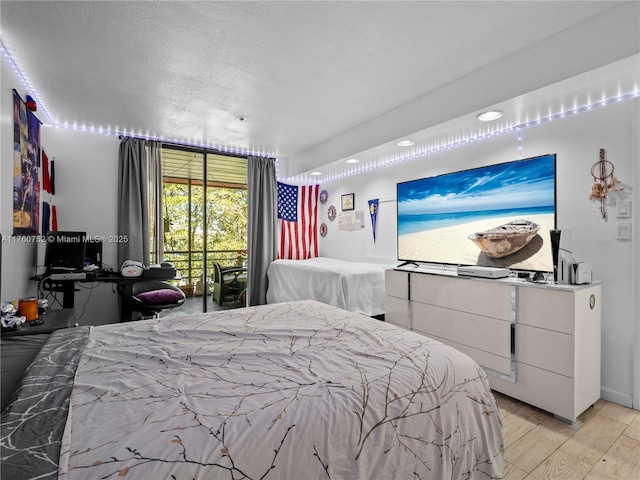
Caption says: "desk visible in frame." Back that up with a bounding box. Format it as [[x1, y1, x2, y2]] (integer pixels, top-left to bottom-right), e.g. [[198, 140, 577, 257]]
[[1, 308, 75, 337], [34, 272, 176, 322]]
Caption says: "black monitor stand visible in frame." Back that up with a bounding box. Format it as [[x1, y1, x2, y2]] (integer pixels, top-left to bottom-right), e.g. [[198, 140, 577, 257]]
[[396, 261, 420, 268]]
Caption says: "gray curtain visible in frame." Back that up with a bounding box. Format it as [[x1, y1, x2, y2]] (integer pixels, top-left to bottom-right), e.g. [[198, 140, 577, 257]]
[[148, 141, 164, 264], [247, 156, 277, 306], [117, 138, 150, 267]]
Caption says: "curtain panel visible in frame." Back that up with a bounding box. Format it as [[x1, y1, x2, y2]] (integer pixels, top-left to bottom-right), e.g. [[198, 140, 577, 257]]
[[148, 142, 164, 265], [117, 138, 150, 268], [247, 156, 278, 306]]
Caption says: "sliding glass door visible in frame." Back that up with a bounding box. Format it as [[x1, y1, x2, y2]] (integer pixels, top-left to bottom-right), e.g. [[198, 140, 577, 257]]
[[153, 145, 248, 313]]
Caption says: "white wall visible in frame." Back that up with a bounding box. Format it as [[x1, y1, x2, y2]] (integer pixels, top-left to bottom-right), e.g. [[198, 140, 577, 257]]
[[633, 97, 640, 411], [38, 127, 121, 326], [319, 98, 638, 408], [1, 52, 121, 325]]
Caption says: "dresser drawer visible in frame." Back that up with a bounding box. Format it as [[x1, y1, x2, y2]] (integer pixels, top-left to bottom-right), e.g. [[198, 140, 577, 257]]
[[412, 274, 512, 321], [516, 324, 574, 377]]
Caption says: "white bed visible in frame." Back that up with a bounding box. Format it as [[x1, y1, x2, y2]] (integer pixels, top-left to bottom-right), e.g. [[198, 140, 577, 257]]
[[1, 300, 504, 479], [266, 257, 387, 316]]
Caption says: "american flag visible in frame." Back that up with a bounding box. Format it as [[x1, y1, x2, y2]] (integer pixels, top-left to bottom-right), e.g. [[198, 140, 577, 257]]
[[277, 182, 319, 259]]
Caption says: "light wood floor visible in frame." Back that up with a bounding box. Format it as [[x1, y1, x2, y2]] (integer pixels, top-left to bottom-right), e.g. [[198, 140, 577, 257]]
[[494, 391, 640, 479]]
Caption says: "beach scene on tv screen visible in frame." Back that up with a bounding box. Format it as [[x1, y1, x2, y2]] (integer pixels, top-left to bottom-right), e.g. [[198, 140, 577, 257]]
[[397, 154, 556, 272]]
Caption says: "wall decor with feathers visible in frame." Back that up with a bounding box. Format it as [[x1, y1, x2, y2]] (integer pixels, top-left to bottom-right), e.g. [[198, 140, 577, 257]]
[[589, 148, 622, 220]]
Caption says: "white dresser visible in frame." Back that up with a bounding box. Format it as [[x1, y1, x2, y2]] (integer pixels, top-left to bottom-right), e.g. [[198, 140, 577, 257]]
[[385, 267, 601, 425]]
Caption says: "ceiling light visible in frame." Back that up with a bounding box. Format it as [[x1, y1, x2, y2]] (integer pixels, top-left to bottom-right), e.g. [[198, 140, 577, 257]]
[[236, 115, 246, 122], [345, 158, 360, 164], [310, 171, 322, 176], [396, 140, 415, 147], [477, 110, 503, 121]]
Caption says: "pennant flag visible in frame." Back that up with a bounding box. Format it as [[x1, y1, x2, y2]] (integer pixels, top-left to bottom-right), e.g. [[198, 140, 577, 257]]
[[50, 157, 55, 195], [42, 202, 51, 237], [277, 182, 319, 259], [42, 150, 51, 193], [51, 205, 58, 231], [368, 198, 379, 242]]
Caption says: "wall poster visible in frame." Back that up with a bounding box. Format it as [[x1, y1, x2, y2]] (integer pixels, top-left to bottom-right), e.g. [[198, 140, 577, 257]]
[[339, 210, 365, 231], [13, 89, 41, 235]]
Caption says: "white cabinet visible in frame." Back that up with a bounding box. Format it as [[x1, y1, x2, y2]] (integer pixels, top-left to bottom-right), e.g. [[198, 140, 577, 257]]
[[384, 269, 410, 329], [384, 267, 601, 424]]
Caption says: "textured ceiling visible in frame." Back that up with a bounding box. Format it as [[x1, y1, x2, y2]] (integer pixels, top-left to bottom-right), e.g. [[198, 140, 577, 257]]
[[1, 1, 638, 180]]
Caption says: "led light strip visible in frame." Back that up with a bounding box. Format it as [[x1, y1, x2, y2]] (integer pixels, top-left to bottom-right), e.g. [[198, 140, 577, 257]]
[[54, 122, 275, 158], [286, 88, 640, 184], [1, 41, 54, 124], [518, 127, 523, 158], [4, 41, 638, 181], [1, 41, 276, 159]]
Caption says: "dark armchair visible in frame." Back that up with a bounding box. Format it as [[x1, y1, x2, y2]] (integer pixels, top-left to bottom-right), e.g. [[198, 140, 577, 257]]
[[211, 262, 247, 307]]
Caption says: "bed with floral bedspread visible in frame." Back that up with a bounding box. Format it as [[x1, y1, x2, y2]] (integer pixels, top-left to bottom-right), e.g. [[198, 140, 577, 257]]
[[2, 300, 504, 479]]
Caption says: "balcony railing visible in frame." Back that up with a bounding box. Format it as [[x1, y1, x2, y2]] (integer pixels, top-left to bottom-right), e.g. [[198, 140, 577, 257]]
[[158, 249, 247, 295]]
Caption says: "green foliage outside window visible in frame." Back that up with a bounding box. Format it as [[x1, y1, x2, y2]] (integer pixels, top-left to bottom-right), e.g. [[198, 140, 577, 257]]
[[161, 181, 248, 284]]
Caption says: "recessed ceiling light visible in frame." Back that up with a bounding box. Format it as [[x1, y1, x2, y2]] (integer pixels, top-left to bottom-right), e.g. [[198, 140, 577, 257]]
[[396, 140, 415, 147], [477, 110, 503, 121], [310, 171, 322, 176], [345, 158, 360, 164], [236, 115, 247, 122]]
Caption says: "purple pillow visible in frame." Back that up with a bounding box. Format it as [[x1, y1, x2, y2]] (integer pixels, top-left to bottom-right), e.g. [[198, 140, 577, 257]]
[[135, 288, 185, 305]]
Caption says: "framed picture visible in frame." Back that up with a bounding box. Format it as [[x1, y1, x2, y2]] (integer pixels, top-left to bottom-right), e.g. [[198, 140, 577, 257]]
[[341, 193, 354, 211]]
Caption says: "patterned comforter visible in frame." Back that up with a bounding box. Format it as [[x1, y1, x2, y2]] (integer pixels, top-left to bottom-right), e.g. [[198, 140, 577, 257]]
[[2, 300, 504, 479]]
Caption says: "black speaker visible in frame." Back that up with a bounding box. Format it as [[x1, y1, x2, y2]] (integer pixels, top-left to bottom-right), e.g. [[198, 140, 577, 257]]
[[550, 229, 561, 282]]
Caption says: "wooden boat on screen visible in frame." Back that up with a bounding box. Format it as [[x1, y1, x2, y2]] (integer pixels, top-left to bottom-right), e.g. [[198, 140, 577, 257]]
[[468, 219, 540, 258]]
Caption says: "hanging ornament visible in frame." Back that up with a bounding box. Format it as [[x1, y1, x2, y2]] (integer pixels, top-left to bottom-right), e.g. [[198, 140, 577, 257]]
[[589, 148, 622, 220]]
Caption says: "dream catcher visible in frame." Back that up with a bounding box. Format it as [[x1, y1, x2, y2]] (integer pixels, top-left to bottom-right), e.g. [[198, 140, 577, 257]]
[[589, 148, 622, 219]]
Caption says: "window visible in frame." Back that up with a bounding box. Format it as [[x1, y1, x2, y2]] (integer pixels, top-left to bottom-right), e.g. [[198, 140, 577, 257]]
[[153, 145, 248, 310]]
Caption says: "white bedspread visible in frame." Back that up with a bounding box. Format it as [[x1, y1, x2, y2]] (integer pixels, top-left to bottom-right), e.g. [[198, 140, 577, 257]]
[[266, 257, 386, 316], [58, 300, 503, 480]]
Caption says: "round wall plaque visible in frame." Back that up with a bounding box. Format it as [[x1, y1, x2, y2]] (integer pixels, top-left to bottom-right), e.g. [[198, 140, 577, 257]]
[[319, 189, 328, 204], [327, 205, 337, 221], [320, 223, 328, 237]]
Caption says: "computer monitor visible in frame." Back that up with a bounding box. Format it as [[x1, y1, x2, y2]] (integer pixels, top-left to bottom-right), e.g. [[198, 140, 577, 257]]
[[44, 231, 86, 273]]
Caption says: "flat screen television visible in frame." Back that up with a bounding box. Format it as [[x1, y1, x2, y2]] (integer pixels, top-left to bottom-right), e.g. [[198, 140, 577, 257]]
[[397, 153, 556, 273], [44, 231, 87, 273]]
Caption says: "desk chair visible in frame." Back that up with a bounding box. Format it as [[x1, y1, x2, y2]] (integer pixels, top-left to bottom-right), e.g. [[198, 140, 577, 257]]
[[130, 280, 186, 319], [211, 263, 247, 307]]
